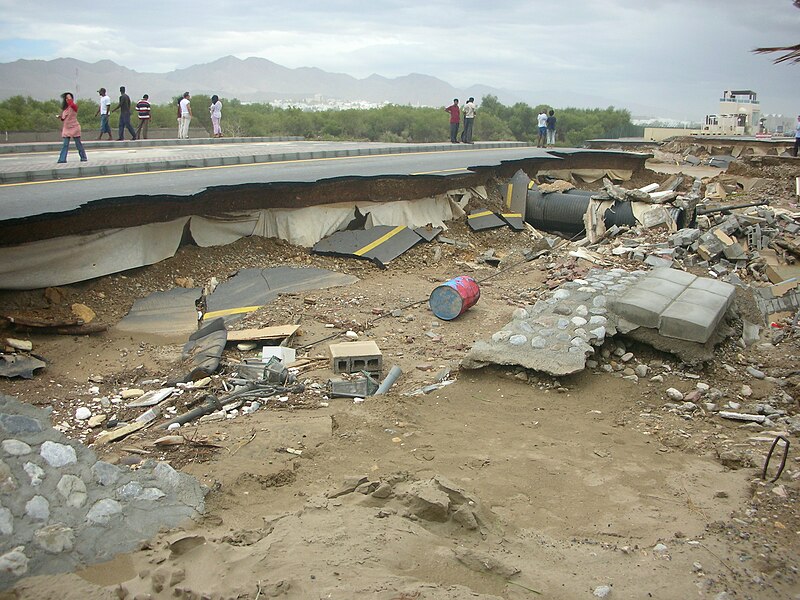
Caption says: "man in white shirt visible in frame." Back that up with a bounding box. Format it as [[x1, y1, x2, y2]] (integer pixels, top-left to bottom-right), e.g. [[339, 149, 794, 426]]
[[179, 92, 192, 139], [536, 110, 548, 147], [94, 88, 112, 140], [461, 97, 476, 144]]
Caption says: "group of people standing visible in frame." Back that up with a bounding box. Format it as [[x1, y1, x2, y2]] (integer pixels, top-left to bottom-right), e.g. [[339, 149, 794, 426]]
[[444, 98, 557, 147], [56, 87, 224, 163], [536, 109, 557, 147], [444, 97, 476, 144]]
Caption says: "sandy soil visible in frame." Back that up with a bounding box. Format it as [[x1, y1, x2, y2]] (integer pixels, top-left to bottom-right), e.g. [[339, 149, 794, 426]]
[[1, 162, 799, 599]]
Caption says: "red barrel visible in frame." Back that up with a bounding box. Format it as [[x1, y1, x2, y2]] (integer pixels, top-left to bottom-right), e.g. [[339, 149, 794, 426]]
[[429, 276, 481, 320]]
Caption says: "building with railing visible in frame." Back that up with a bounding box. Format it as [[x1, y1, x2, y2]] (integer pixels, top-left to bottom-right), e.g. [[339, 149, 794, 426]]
[[701, 90, 761, 135]]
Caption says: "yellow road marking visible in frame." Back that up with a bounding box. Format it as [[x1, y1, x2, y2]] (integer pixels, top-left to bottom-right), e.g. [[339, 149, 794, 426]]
[[409, 167, 470, 175], [0, 146, 524, 188], [501, 213, 522, 218], [468, 210, 493, 219], [505, 183, 513, 208], [354, 225, 406, 256], [204, 305, 263, 319]]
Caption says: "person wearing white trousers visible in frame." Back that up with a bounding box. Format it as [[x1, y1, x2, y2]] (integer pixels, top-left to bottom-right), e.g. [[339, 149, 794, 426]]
[[178, 92, 192, 139], [209, 95, 222, 137]]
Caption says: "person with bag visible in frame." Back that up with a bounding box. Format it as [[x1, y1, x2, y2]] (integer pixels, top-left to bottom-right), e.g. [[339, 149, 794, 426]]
[[57, 92, 87, 163]]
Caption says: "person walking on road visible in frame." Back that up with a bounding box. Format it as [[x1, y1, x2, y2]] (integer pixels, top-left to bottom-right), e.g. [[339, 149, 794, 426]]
[[546, 109, 557, 147], [210, 95, 223, 137], [111, 86, 137, 140], [461, 97, 476, 144], [95, 88, 112, 140], [178, 92, 192, 139], [135, 94, 151, 140], [57, 92, 87, 164], [445, 98, 460, 143], [536, 109, 548, 147]]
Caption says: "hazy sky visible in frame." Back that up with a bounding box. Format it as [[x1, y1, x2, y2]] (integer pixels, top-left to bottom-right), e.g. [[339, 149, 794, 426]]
[[1, 0, 799, 119]]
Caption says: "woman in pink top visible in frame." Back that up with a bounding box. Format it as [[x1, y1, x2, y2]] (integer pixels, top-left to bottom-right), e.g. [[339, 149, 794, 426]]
[[57, 92, 87, 163]]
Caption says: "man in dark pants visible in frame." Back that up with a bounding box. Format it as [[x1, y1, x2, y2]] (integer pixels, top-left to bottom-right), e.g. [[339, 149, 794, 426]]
[[111, 86, 137, 140], [461, 97, 476, 143], [445, 99, 460, 143]]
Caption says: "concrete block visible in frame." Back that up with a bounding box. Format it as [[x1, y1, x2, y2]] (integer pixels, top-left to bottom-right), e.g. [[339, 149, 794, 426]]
[[686, 278, 736, 308], [647, 268, 697, 287], [609, 289, 674, 328], [672, 288, 728, 313], [329, 341, 383, 374], [659, 300, 724, 343], [635, 277, 687, 299]]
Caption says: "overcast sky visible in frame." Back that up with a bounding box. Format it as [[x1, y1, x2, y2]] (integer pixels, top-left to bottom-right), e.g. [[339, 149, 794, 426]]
[[1, 0, 798, 120]]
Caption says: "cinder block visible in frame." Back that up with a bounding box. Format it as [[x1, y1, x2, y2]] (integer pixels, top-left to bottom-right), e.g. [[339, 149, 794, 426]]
[[659, 300, 723, 343], [609, 289, 674, 328], [329, 341, 383, 374]]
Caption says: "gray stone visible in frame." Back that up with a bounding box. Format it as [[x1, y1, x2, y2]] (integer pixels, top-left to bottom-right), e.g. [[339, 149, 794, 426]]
[[509, 335, 527, 346], [530, 337, 548, 349], [34, 524, 75, 554], [552, 289, 571, 300], [138, 487, 166, 502], [23, 462, 45, 487], [39, 441, 77, 468], [653, 543, 669, 555], [575, 305, 589, 317], [0, 414, 43, 435], [0, 506, 13, 535], [571, 316, 587, 327], [491, 330, 512, 342], [620, 352, 634, 362], [556, 318, 570, 330], [634, 365, 649, 378], [57, 475, 88, 508], [2, 439, 31, 456], [553, 305, 572, 315], [746, 366, 766, 380], [0, 546, 28, 577], [86, 499, 123, 525], [117, 481, 144, 501], [153, 462, 183, 490], [25, 495, 50, 521]]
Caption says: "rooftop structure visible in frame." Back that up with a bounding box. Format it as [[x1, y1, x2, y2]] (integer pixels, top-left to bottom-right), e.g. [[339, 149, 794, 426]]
[[701, 89, 761, 136]]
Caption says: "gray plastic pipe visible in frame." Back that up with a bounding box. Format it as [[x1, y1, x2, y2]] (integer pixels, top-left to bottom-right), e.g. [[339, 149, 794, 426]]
[[374, 365, 402, 395]]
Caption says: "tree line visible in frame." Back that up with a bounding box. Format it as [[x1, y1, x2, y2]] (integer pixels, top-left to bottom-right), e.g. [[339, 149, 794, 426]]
[[0, 93, 643, 146]]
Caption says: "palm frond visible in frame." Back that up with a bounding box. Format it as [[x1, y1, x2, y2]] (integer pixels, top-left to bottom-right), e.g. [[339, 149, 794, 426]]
[[753, 44, 800, 64]]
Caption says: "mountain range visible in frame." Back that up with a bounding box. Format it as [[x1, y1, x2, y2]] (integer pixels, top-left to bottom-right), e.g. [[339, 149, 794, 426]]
[[0, 55, 665, 116]]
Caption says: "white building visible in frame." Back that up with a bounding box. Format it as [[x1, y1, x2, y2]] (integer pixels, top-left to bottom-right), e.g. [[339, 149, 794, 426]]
[[701, 90, 761, 136]]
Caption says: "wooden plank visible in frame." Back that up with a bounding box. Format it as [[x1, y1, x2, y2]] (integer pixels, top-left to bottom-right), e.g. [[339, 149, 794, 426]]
[[226, 325, 299, 343]]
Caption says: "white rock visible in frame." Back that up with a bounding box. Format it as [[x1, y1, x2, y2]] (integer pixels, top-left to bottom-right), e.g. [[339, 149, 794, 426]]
[[237, 342, 257, 351], [86, 499, 122, 525], [696, 382, 710, 392], [39, 441, 76, 468], [120, 388, 144, 399], [0, 546, 28, 577], [593, 585, 613, 598], [75, 407, 92, 421], [2, 440, 31, 456], [23, 462, 45, 486], [571, 317, 588, 327], [0, 507, 13, 535], [345, 330, 359, 340], [5, 338, 32, 352], [665, 388, 684, 401], [34, 524, 75, 554]]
